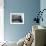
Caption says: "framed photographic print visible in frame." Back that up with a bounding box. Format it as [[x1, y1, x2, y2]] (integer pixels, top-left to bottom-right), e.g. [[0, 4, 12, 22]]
[[10, 13, 24, 24]]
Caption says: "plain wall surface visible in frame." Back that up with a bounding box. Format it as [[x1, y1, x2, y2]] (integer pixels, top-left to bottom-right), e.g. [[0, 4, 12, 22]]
[[4, 0, 40, 42]]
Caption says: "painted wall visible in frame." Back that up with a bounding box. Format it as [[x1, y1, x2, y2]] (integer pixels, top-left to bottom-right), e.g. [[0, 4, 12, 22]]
[[4, 0, 40, 42], [40, 0, 46, 27]]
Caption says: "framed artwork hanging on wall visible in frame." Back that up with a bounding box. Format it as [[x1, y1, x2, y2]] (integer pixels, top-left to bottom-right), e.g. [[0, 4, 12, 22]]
[[10, 13, 24, 24]]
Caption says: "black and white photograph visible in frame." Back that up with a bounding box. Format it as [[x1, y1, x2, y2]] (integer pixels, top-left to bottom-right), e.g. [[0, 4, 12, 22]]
[[10, 13, 24, 24]]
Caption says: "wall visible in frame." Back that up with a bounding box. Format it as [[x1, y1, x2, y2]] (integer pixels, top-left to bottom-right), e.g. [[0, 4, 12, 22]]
[[0, 0, 4, 42], [40, 0, 46, 27], [4, 0, 40, 42]]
